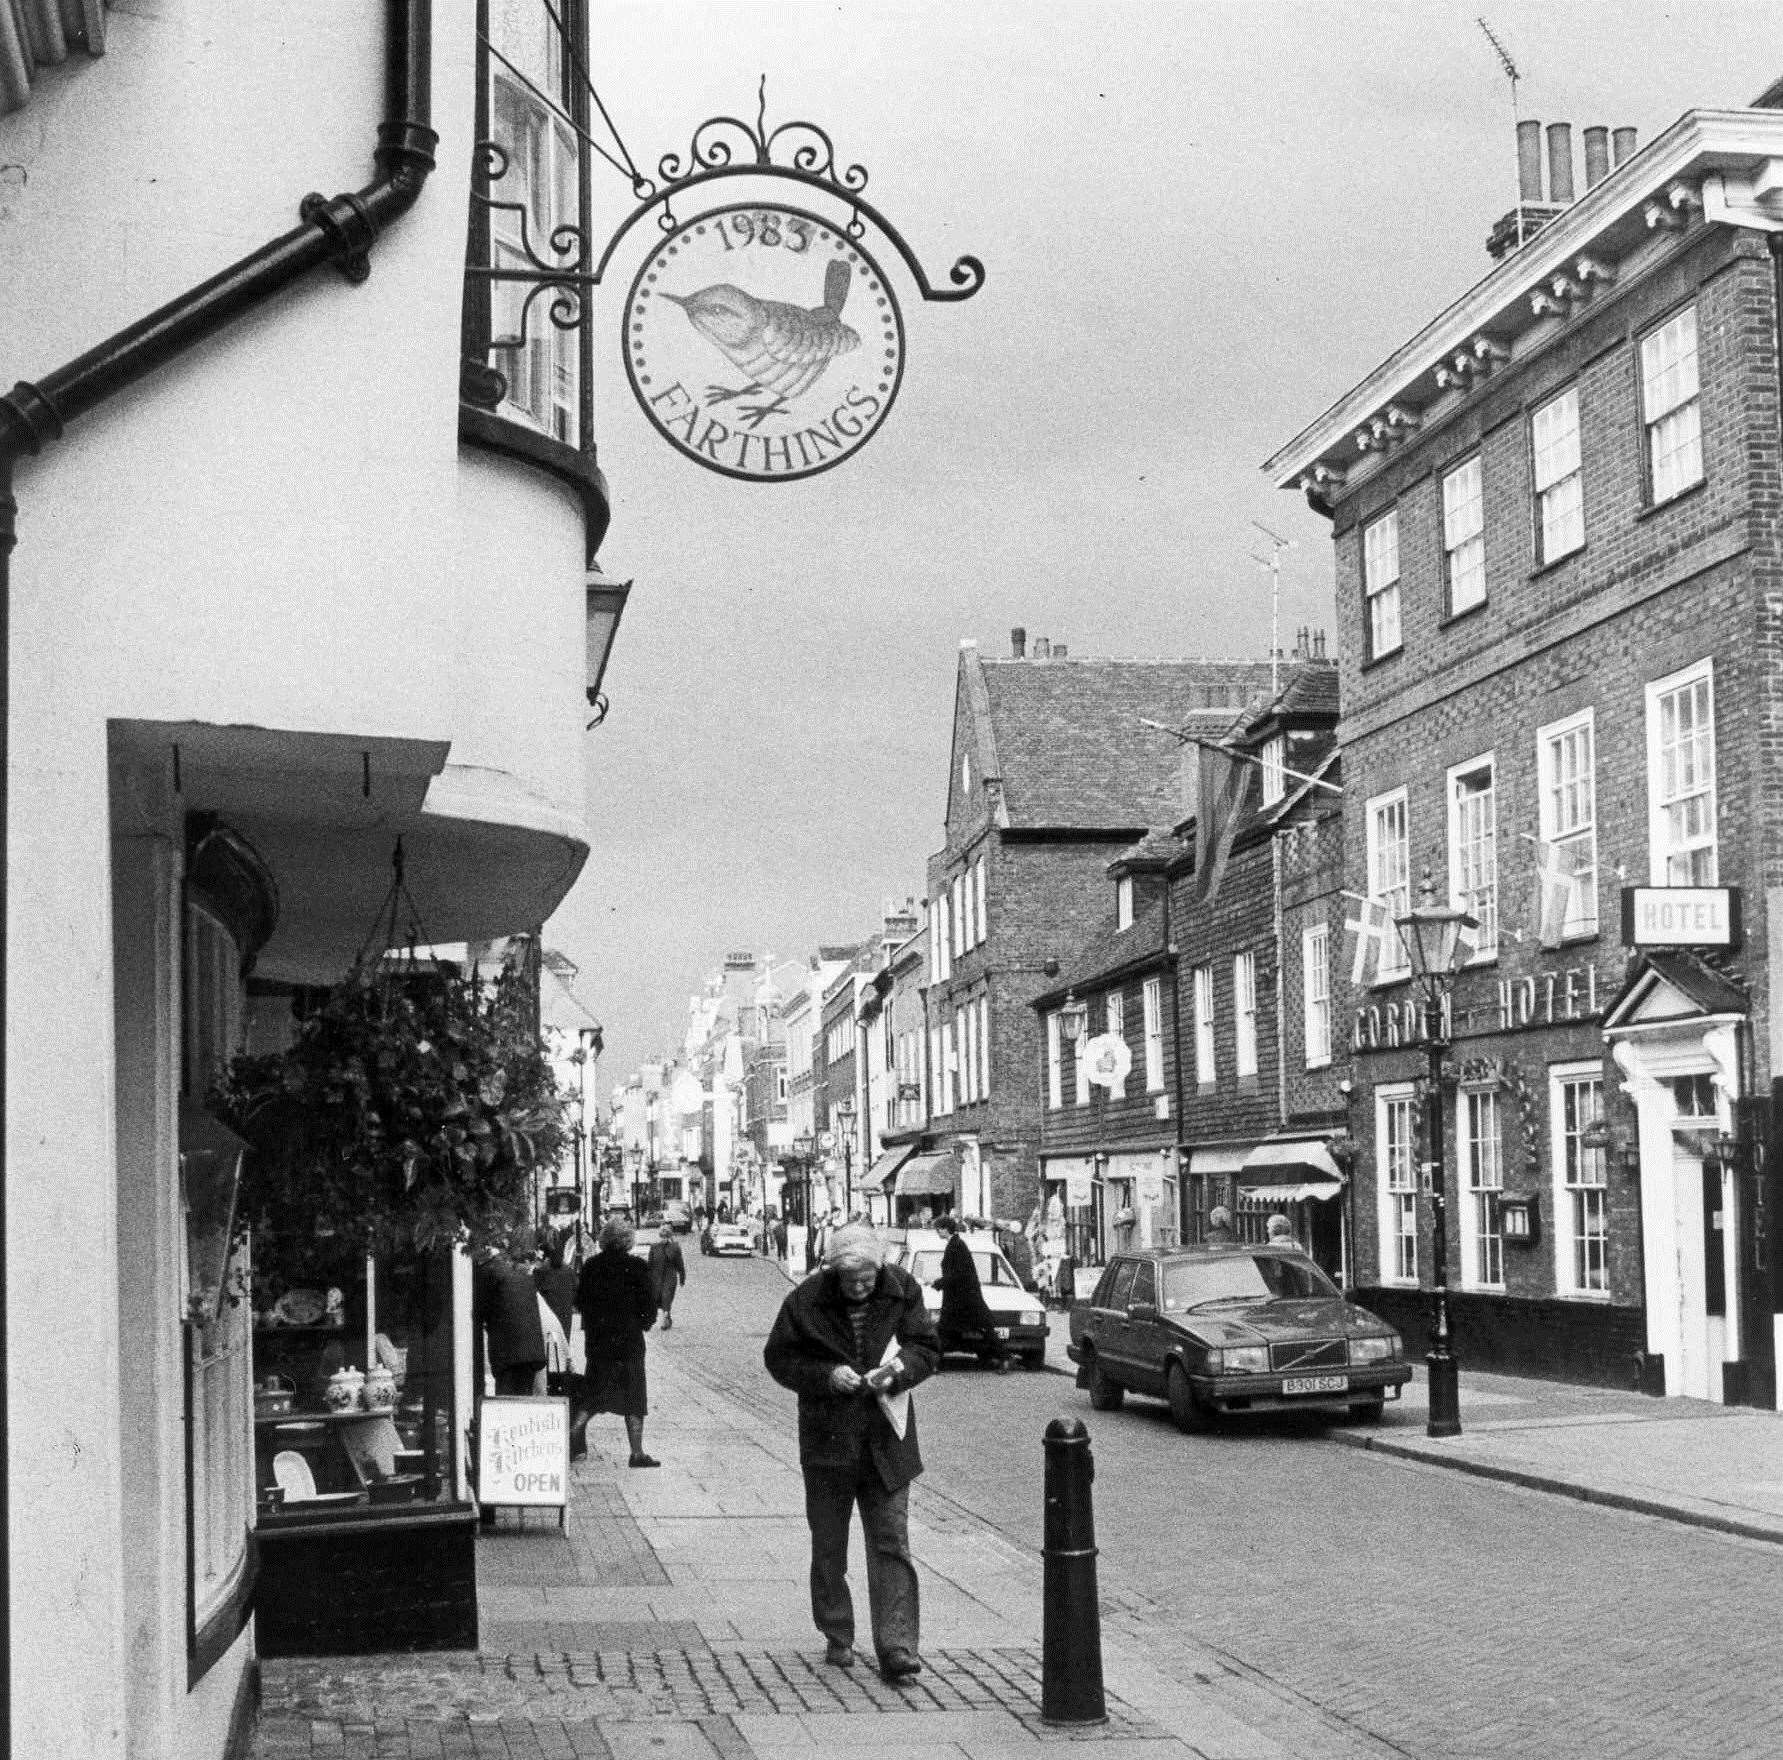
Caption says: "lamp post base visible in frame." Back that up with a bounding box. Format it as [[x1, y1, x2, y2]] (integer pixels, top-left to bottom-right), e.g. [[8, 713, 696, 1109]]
[[1426, 1351, 1461, 1438]]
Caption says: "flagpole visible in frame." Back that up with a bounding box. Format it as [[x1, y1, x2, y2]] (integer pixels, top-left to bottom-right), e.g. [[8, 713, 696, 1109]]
[[1137, 719, 1343, 797]]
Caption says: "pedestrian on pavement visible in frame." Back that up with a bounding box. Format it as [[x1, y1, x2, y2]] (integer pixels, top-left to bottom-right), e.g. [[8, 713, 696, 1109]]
[[533, 1226, 580, 1337], [1266, 1212, 1305, 1253], [575, 1216, 662, 1468], [473, 1244, 548, 1396], [648, 1222, 688, 1329], [772, 1213, 789, 1260], [1205, 1205, 1237, 1245], [763, 1223, 940, 1683], [934, 1214, 1012, 1372]]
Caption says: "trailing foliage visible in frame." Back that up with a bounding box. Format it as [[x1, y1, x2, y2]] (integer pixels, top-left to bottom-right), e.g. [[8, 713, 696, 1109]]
[[214, 962, 571, 1298]]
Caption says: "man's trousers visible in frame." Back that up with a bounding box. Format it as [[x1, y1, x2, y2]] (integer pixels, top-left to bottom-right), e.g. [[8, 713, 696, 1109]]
[[802, 1465, 919, 1662]]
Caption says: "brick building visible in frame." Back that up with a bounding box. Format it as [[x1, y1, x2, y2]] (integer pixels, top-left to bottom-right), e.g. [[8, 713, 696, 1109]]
[[1268, 97, 1783, 1404], [927, 630, 1276, 1227], [1171, 660, 1349, 1281]]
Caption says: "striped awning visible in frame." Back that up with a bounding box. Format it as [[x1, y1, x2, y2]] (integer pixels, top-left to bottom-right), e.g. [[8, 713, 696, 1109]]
[[857, 1143, 915, 1194]]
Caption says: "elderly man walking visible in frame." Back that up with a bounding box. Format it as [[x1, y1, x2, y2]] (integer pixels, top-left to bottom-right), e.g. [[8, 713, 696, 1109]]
[[763, 1223, 940, 1682]]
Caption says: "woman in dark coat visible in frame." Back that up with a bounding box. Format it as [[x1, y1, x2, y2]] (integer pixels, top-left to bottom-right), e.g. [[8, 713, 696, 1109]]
[[574, 1217, 661, 1467], [934, 1215, 1010, 1372]]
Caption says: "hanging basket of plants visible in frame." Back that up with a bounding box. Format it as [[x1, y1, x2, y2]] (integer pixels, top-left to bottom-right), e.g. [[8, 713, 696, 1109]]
[[212, 850, 571, 1294]]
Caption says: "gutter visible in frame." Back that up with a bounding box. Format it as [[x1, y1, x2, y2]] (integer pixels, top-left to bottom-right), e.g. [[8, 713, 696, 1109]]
[[0, 4, 436, 1743]]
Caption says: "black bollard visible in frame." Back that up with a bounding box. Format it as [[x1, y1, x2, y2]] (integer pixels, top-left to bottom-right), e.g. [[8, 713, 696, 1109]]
[[1041, 1416, 1107, 1726]]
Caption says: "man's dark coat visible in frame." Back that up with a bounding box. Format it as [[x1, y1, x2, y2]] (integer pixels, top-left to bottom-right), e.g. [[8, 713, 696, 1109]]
[[762, 1263, 940, 1491]]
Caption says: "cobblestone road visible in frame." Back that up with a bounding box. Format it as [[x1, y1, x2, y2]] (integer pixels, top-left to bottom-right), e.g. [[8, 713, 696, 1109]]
[[688, 1254, 1783, 1760]]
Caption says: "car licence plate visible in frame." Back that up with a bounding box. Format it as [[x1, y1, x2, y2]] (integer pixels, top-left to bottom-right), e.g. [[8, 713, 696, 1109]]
[[993, 1327, 1010, 1339], [1281, 1373, 1348, 1395]]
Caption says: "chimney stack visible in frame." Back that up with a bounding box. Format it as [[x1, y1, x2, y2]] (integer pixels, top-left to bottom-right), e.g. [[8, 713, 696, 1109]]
[[1517, 120, 1544, 202], [1583, 126, 1610, 190], [1612, 126, 1638, 167], [1011, 626, 1027, 659], [1033, 636, 1051, 660], [1051, 643, 1068, 659], [1546, 124, 1575, 204]]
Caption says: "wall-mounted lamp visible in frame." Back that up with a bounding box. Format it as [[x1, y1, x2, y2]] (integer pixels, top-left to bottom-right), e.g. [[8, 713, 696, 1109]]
[[1059, 990, 1088, 1044], [585, 564, 633, 729]]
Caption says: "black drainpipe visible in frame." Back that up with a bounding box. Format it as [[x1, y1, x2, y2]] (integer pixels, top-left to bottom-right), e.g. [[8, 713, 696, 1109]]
[[0, 3, 435, 1739]]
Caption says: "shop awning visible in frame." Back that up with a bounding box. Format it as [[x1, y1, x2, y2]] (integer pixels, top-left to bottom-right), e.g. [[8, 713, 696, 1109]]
[[893, 1152, 958, 1197], [1240, 1180, 1342, 1204], [857, 1144, 916, 1194], [1238, 1137, 1344, 1203]]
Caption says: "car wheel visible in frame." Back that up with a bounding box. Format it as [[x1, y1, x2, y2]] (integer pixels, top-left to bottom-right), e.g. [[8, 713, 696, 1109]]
[[1166, 1362, 1210, 1434], [1346, 1396, 1386, 1425], [1021, 1350, 1045, 1370], [1085, 1354, 1124, 1411]]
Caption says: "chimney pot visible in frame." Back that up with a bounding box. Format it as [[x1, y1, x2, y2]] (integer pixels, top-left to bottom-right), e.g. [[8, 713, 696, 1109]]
[[1583, 126, 1610, 189], [1011, 626, 1027, 659], [1517, 120, 1544, 202], [1052, 642, 1068, 658], [1612, 126, 1638, 167], [1033, 636, 1051, 660], [1547, 123, 1575, 204]]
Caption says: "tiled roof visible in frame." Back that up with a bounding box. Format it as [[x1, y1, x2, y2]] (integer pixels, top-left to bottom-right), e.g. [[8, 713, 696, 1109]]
[[1036, 896, 1171, 1005], [1109, 829, 1188, 873], [1240, 661, 1340, 739], [980, 658, 1275, 830]]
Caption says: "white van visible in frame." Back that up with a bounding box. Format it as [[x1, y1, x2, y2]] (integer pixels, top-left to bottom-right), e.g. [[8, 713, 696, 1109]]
[[888, 1229, 1048, 1368]]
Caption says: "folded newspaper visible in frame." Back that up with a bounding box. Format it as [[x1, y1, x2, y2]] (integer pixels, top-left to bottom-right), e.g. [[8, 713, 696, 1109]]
[[871, 1336, 910, 1439]]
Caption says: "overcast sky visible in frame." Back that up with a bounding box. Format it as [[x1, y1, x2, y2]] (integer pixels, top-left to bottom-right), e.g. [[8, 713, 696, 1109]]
[[549, 1, 1775, 1095]]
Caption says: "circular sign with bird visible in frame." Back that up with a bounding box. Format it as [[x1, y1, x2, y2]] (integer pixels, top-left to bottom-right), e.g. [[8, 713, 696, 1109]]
[[624, 203, 905, 482]]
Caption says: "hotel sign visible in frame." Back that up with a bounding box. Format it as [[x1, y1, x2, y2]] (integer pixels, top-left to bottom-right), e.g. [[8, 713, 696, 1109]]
[[1621, 887, 1741, 951]]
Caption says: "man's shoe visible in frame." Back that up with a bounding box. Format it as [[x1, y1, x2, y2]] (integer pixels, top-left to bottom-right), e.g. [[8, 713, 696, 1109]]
[[628, 1453, 661, 1468], [823, 1640, 855, 1668], [662, 1314, 672, 1329], [880, 1649, 922, 1681]]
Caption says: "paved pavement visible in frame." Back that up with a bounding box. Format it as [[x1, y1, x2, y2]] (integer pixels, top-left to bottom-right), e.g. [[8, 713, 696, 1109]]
[[253, 1253, 1783, 1758]]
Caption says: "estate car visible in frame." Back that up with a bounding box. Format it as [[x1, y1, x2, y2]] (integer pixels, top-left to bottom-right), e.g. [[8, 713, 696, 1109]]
[[1068, 1246, 1410, 1430]]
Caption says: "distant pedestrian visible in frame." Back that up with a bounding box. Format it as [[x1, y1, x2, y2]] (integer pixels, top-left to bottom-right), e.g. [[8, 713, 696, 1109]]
[[473, 1245, 547, 1396], [772, 1214, 789, 1260], [1205, 1205, 1236, 1245], [1266, 1213, 1305, 1253], [575, 1217, 661, 1468], [648, 1223, 687, 1329], [934, 1215, 1011, 1371], [763, 1224, 939, 1683]]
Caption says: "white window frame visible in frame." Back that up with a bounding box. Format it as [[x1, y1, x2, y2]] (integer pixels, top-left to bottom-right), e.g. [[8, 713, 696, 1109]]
[[1302, 922, 1331, 1068], [1046, 1011, 1063, 1110], [1442, 454, 1486, 614], [1142, 975, 1165, 1092], [1074, 1007, 1092, 1106], [1366, 787, 1411, 981], [956, 1005, 972, 1106], [1536, 707, 1597, 941], [1647, 659, 1717, 886], [1193, 966, 1215, 1085], [1447, 754, 1498, 958], [973, 859, 987, 948], [1260, 734, 1287, 806], [1233, 952, 1257, 1079], [934, 893, 951, 980], [1461, 1088, 1505, 1291], [1105, 991, 1127, 1098], [1551, 1062, 1609, 1297], [953, 874, 967, 958], [940, 1018, 957, 1114], [976, 997, 991, 1099], [1362, 509, 1401, 659], [1116, 873, 1134, 930], [1376, 1083, 1418, 1286], [1532, 386, 1584, 565], [1641, 305, 1703, 505]]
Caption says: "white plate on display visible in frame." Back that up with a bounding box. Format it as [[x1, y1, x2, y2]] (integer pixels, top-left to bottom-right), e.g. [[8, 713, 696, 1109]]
[[272, 1288, 327, 1326], [297, 1492, 365, 1506]]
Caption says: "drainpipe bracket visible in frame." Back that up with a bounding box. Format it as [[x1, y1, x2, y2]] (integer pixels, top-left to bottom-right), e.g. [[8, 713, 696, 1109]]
[[0, 380, 65, 460], [300, 190, 378, 285]]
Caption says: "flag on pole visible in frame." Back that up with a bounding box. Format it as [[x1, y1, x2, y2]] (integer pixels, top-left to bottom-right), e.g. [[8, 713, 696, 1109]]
[[1190, 741, 1249, 905], [1345, 893, 1395, 987], [1534, 839, 1573, 947]]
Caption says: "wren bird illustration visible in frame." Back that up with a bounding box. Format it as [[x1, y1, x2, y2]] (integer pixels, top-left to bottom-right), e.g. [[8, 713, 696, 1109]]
[[661, 258, 860, 424]]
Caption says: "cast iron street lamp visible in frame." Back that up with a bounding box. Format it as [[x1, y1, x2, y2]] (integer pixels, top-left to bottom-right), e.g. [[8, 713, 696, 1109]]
[[1395, 869, 1477, 1440], [834, 1095, 857, 1217]]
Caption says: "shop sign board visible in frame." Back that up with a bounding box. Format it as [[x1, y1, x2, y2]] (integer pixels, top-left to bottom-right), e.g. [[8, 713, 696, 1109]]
[[1621, 886, 1740, 950], [625, 204, 905, 482], [477, 1397, 569, 1508], [1352, 962, 1601, 1052]]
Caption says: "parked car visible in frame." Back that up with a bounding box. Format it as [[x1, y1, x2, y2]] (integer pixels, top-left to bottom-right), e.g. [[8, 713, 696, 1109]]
[[1067, 1246, 1410, 1430], [889, 1229, 1048, 1368], [663, 1199, 693, 1233], [707, 1221, 754, 1258]]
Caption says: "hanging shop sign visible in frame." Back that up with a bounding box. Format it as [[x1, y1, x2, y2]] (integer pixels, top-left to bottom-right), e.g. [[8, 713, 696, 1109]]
[[1081, 1032, 1134, 1090], [626, 205, 904, 481], [1621, 886, 1741, 951]]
